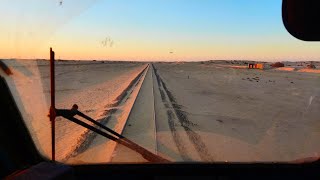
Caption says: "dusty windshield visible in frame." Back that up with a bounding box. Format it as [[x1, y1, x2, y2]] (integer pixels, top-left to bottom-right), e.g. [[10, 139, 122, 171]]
[[1, 0, 320, 164]]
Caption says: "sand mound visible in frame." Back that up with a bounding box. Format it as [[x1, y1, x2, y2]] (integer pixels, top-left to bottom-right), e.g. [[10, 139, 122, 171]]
[[297, 69, 320, 73], [275, 67, 296, 72]]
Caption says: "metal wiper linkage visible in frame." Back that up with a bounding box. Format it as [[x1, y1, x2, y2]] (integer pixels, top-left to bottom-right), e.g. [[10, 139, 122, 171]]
[[56, 104, 121, 143], [49, 48, 169, 163], [55, 104, 169, 163]]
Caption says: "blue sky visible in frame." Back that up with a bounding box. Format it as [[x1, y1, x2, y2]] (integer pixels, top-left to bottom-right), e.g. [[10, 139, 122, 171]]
[[0, 0, 319, 61]]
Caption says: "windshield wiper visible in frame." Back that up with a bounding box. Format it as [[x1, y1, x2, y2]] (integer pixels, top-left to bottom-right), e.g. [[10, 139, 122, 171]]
[[55, 104, 169, 163]]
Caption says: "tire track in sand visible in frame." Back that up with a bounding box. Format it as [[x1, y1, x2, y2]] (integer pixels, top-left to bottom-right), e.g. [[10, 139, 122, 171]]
[[152, 64, 214, 162]]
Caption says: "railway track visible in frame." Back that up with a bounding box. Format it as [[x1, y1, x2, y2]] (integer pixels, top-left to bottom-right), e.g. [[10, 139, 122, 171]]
[[111, 64, 161, 162], [68, 63, 212, 163], [113, 63, 212, 162], [151, 64, 200, 161]]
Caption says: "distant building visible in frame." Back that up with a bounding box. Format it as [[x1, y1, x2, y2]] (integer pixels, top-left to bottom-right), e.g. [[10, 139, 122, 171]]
[[271, 62, 285, 68], [307, 64, 316, 69], [248, 63, 264, 70]]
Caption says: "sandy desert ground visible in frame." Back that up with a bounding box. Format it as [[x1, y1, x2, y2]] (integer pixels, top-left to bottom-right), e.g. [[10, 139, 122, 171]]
[[1, 59, 146, 161], [152, 61, 320, 162], [1, 59, 320, 163]]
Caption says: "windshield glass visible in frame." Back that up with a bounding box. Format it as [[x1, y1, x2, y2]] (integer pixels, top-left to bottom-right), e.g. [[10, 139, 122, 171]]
[[1, 0, 320, 164]]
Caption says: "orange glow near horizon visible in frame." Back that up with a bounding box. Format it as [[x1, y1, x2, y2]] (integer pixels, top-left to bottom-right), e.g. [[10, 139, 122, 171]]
[[2, 37, 320, 62]]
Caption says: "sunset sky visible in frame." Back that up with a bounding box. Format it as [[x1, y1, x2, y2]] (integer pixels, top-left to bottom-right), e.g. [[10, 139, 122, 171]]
[[1, 0, 320, 61]]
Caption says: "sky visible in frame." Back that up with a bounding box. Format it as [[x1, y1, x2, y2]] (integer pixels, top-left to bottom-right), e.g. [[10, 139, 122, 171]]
[[0, 0, 320, 61]]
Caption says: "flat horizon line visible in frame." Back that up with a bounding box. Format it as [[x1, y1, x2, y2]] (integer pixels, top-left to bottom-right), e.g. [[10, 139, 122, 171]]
[[1, 58, 320, 63]]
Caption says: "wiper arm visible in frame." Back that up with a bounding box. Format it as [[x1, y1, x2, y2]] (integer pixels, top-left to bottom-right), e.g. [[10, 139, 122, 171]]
[[55, 105, 170, 163], [56, 106, 119, 142], [73, 105, 126, 139]]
